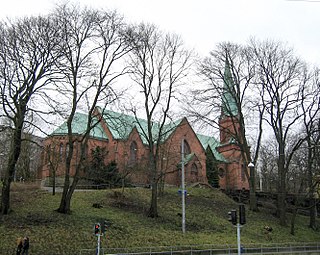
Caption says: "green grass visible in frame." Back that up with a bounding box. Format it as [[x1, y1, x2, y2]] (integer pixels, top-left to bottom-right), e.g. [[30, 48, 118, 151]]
[[0, 182, 319, 255]]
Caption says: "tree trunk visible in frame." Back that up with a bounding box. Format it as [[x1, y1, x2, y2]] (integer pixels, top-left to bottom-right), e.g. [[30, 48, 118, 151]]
[[58, 175, 80, 214], [249, 165, 258, 211], [58, 188, 73, 214], [277, 151, 287, 226], [309, 198, 317, 229], [1, 178, 11, 215], [249, 189, 257, 211], [58, 127, 90, 214], [52, 169, 56, 196], [57, 128, 75, 214], [147, 148, 159, 218], [290, 207, 297, 235], [57, 172, 71, 214], [278, 176, 287, 226], [1, 126, 23, 215], [148, 181, 158, 218]]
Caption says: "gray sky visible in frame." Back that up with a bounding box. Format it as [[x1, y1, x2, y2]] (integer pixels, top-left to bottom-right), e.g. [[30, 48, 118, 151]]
[[1, 0, 319, 66]]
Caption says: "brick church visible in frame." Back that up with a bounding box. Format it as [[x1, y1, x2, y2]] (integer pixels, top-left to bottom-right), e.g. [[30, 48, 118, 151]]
[[39, 62, 249, 190]]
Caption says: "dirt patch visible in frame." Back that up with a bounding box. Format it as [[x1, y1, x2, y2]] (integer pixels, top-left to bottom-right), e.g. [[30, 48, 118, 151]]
[[107, 191, 148, 214], [3, 211, 58, 229], [23, 212, 57, 226]]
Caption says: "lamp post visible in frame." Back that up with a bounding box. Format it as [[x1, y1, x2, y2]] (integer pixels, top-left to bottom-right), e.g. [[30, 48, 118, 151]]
[[248, 162, 254, 181], [181, 138, 186, 234], [248, 162, 257, 211]]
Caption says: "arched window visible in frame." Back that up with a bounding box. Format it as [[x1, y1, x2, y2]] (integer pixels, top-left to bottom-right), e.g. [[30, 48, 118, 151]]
[[191, 163, 198, 175], [218, 168, 225, 178], [129, 141, 138, 165], [43, 144, 51, 164], [59, 143, 63, 162], [182, 140, 191, 155]]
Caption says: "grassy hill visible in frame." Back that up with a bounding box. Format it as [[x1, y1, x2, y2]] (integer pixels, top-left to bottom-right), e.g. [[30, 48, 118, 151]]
[[0, 182, 319, 255]]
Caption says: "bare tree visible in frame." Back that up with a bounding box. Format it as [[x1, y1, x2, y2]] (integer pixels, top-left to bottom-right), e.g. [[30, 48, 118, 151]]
[[251, 39, 311, 226], [126, 23, 192, 217], [191, 42, 262, 211], [43, 140, 63, 196], [300, 68, 320, 229], [259, 140, 278, 192], [0, 16, 60, 214], [51, 4, 131, 214]]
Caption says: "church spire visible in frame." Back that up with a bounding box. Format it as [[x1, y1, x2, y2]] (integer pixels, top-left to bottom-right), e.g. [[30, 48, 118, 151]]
[[221, 58, 238, 117]]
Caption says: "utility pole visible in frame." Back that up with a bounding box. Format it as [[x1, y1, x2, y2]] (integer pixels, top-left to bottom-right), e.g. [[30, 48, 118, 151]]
[[181, 138, 186, 234], [228, 204, 246, 255], [236, 223, 241, 255], [94, 223, 101, 255], [96, 233, 101, 255]]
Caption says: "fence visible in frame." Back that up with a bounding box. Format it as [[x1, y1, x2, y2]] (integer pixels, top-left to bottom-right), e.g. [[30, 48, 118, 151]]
[[80, 243, 320, 255], [3, 243, 319, 255]]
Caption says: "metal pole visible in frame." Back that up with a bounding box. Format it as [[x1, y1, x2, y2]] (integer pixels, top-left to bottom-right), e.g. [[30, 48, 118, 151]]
[[181, 138, 186, 234], [97, 234, 101, 255], [237, 223, 241, 255]]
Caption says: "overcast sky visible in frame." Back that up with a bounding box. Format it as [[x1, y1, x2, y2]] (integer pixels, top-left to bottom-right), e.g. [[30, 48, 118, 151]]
[[0, 0, 319, 66]]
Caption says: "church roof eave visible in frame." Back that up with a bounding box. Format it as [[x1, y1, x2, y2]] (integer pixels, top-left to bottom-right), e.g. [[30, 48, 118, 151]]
[[50, 112, 109, 141]]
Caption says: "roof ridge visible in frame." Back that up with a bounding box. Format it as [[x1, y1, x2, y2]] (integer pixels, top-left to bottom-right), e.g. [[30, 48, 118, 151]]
[[50, 111, 108, 140]]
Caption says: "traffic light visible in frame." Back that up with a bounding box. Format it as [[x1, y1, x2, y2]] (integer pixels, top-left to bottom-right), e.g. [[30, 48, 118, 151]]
[[101, 220, 107, 234], [239, 204, 246, 225], [228, 209, 237, 225], [94, 223, 101, 235]]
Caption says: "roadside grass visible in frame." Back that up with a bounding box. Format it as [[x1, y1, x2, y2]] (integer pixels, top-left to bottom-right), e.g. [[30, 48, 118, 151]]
[[0, 182, 319, 255]]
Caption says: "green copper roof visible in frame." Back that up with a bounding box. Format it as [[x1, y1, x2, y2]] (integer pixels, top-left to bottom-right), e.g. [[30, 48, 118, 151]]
[[51, 109, 227, 164], [51, 112, 108, 140], [98, 107, 183, 145], [222, 59, 238, 117], [196, 133, 227, 162]]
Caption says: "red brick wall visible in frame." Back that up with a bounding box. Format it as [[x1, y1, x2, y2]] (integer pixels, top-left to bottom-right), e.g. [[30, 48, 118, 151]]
[[40, 135, 110, 179], [218, 114, 249, 190], [110, 118, 208, 186], [160, 118, 208, 186], [219, 116, 240, 144], [39, 112, 223, 189]]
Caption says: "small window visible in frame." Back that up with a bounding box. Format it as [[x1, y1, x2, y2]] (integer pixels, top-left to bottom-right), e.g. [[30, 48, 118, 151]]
[[129, 141, 138, 165], [46, 145, 51, 164], [59, 143, 63, 162], [191, 163, 198, 175], [218, 168, 225, 178]]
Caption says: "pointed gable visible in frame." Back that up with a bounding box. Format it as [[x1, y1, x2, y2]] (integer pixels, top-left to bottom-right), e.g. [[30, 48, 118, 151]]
[[97, 106, 184, 145], [197, 133, 227, 162]]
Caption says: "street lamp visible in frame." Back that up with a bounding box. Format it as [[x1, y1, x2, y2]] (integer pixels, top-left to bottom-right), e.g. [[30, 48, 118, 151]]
[[248, 162, 257, 211], [248, 162, 255, 187]]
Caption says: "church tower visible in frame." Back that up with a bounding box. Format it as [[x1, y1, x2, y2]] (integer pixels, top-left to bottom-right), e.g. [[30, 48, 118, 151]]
[[217, 59, 249, 190]]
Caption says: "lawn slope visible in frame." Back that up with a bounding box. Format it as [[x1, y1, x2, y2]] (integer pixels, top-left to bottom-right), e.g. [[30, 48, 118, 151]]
[[0, 183, 319, 255]]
